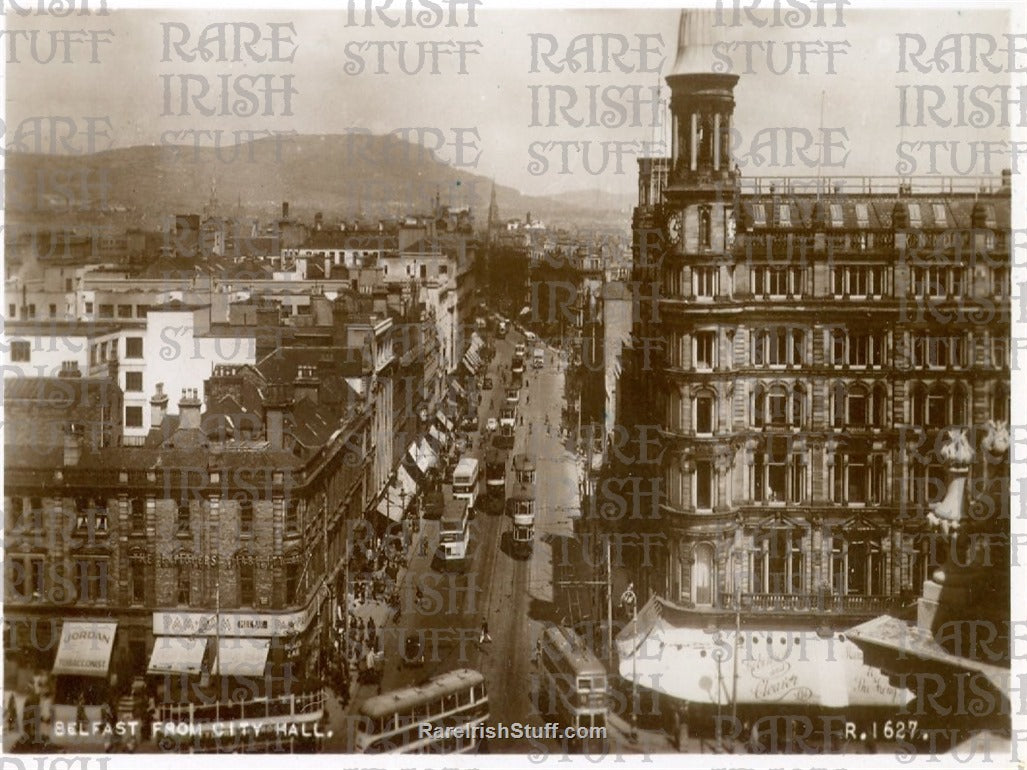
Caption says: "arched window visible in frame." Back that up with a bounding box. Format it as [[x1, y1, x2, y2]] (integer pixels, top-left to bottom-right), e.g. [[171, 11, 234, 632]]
[[992, 382, 1009, 423], [910, 384, 927, 427], [952, 383, 969, 427], [699, 206, 712, 248], [791, 384, 806, 428], [694, 390, 716, 434], [926, 384, 949, 428], [692, 543, 716, 606], [872, 383, 889, 427], [847, 383, 869, 426]]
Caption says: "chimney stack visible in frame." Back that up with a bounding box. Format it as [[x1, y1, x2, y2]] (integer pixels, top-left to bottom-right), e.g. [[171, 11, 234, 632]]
[[263, 384, 290, 450], [64, 423, 83, 467], [58, 361, 82, 378], [179, 388, 202, 431], [293, 365, 319, 405], [150, 383, 169, 427]]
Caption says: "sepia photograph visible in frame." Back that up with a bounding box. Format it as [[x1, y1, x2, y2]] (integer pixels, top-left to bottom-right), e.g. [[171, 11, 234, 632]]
[[0, 0, 1021, 765]]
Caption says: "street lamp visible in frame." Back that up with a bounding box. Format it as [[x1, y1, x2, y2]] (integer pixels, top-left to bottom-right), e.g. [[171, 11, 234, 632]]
[[620, 583, 638, 742]]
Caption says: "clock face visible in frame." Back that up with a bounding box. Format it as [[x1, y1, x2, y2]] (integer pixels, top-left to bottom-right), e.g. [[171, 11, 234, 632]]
[[667, 213, 682, 245]]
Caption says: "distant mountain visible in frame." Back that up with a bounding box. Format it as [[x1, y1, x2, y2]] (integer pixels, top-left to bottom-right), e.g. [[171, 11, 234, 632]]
[[3, 134, 632, 233]]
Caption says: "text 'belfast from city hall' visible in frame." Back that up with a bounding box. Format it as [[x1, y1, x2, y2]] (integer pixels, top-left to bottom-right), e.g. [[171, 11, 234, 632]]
[[1, 0, 1016, 760]]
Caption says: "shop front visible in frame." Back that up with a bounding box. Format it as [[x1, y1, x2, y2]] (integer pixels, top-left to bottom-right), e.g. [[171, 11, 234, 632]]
[[616, 596, 918, 752], [51, 619, 118, 703]]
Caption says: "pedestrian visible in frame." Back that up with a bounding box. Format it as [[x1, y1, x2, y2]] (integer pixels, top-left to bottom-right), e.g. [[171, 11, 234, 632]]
[[5, 691, 18, 732], [479, 619, 492, 644], [75, 693, 87, 733], [535, 638, 542, 663]]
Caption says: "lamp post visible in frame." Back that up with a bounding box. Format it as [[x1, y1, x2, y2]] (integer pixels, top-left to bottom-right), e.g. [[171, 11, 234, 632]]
[[620, 583, 638, 742]]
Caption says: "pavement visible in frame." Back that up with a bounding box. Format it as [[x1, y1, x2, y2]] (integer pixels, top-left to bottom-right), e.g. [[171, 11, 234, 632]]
[[1, 694, 139, 753]]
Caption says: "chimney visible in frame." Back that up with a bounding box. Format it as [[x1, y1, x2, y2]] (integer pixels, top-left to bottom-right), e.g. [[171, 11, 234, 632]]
[[58, 361, 82, 378], [282, 201, 289, 219], [179, 388, 202, 431], [150, 383, 169, 427], [263, 384, 290, 450], [64, 423, 83, 467], [294, 365, 319, 405]]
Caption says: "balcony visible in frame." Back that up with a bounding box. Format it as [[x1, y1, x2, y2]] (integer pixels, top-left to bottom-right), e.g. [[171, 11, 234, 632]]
[[723, 592, 899, 615]]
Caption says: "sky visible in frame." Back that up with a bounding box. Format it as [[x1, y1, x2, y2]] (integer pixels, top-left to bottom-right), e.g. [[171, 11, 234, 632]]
[[1, 2, 1020, 199]]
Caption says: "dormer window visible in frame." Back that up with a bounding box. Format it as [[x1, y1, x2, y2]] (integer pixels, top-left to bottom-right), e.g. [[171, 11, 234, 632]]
[[752, 204, 767, 227], [907, 203, 922, 229], [854, 203, 869, 228], [932, 203, 947, 227], [778, 204, 792, 227], [829, 204, 844, 228]]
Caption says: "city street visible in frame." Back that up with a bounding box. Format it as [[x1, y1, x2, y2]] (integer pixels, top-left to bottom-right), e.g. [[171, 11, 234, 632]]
[[331, 329, 584, 752]]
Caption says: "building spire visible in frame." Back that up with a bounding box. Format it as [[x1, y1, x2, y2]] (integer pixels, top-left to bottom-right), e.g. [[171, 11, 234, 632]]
[[671, 8, 727, 76]]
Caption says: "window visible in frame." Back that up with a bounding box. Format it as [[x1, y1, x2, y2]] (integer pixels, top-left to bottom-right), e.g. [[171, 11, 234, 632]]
[[694, 266, 718, 298], [993, 266, 1010, 297], [854, 203, 870, 228], [831, 329, 886, 367], [75, 558, 108, 603], [239, 565, 255, 606], [778, 204, 792, 227], [285, 563, 301, 604], [49, 304, 57, 318], [907, 203, 922, 228], [833, 266, 885, 297], [176, 566, 191, 604], [911, 334, 964, 369], [699, 206, 712, 248], [694, 460, 714, 510], [8, 304, 15, 318], [131, 561, 145, 603], [10, 341, 30, 363], [752, 204, 767, 226], [7, 497, 25, 530], [131, 498, 146, 533], [125, 337, 143, 359], [177, 498, 190, 534], [99, 304, 114, 319], [932, 203, 947, 227], [286, 498, 301, 535], [831, 534, 884, 596], [829, 204, 844, 228], [694, 331, 716, 370], [752, 266, 804, 298], [136, 305, 150, 318], [239, 499, 253, 535], [439, 264, 448, 275], [125, 406, 143, 428], [754, 384, 804, 428], [85, 302, 93, 314], [753, 327, 806, 367], [832, 453, 886, 504], [117, 304, 133, 319], [753, 530, 804, 594], [125, 371, 143, 392], [695, 392, 715, 434]]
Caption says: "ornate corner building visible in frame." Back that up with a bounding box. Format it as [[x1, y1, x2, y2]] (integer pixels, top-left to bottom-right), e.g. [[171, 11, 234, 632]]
[[615, 11, 1011, 627]]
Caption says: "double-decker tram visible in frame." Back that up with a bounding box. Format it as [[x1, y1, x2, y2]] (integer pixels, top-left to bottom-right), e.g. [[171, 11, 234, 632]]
[[508, 481, 535, 559], [436, 497, 470, 568], [537, 626, 609, 753], [512, 453, 536, 485], [354, 668, 490, 754], [484, 445, 506, 515], [452, 456, 481, 514]]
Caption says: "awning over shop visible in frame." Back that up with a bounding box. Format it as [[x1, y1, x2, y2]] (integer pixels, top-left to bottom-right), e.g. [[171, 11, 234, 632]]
[[450, 379, 467, 399], [53, 621, 118, 677], [376, 465, 419, 522], [147, 636, 208, 676], [428, 425, 447, 451], [435, 410, 454, 433], [615, 597, 913, 710], [409, 437, 438, 474], [214, 637, 270, 677], [462, 350, 481, 375]]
